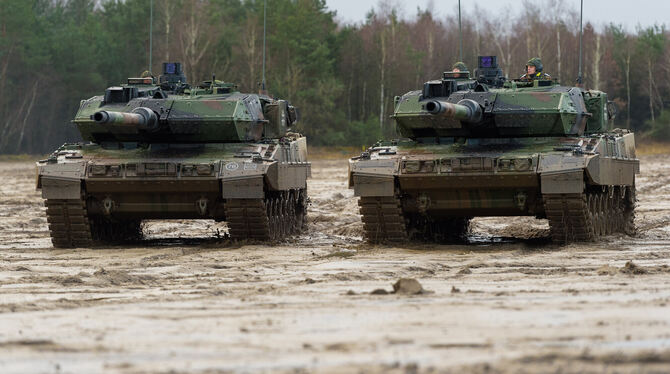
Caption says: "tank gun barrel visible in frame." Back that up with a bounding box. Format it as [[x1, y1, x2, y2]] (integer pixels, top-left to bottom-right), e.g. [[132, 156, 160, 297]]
[[91, 107, 159, 131], [425, 99, 483, 123]]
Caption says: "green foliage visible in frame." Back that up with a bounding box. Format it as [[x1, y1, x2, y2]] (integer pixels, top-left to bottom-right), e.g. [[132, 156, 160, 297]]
[[1, 0, 669, 154], [644, 110, 670, 141], [318, 117, 381, 147], [636, 24, 666, 58]]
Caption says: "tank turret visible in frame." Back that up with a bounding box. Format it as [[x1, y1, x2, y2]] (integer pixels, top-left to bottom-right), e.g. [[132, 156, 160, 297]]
[[73, 66, 298, 144], [392, 56, 608, 139]]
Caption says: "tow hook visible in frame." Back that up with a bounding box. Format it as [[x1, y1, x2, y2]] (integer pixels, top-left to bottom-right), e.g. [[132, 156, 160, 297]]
[[417, 193, 431, 213], [102, 196, 115, 215], [196, 197, 208, 216], [514, 191, 527, 210]]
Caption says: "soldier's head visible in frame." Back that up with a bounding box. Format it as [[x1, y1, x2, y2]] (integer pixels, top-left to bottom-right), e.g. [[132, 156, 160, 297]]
[[452, 61, 468, 73], [526, 57, 543, 75]]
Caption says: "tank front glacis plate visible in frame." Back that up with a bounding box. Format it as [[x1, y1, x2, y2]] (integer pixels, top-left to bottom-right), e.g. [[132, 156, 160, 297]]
[[349, 132, 639, 217], [38, 141, 273, 209]]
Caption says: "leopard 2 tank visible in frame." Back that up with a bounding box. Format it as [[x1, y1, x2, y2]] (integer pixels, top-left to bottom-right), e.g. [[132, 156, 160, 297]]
[[37, 62, 310, 247], [349, 56, 639, 243]]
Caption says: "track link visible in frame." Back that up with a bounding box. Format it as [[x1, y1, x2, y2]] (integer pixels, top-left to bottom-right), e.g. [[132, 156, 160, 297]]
[[544, 185, 636, 243], [544, 193, 594, 242], [45, 199, 93, 248], [359, 196, 408, 243], [225, 189, 306, 241]]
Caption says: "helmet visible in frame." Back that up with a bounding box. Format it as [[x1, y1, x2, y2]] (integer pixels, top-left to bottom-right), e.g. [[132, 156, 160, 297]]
[[526, 57, 543, 72], [452, 61, 469, 72]]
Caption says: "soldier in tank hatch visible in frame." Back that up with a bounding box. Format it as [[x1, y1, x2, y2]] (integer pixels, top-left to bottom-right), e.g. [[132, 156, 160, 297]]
[[520, 57, 551, 80], [451, 62, 469, 78]]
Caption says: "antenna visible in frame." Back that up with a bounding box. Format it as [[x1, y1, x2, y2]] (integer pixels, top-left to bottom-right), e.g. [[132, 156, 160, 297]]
[[577, 0, 583, 85], [458, 0, 463, 62], [149, 0, 153, 73], [261, 0, 267, 93]]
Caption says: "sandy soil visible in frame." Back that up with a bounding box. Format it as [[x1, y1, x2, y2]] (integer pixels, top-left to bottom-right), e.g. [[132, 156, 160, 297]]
[[1, 155, 669, 373]]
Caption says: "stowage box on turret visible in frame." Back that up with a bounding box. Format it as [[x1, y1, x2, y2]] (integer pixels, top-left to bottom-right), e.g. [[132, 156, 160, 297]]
[[349, 56, 639, 243], [37, 63, 310, 247]]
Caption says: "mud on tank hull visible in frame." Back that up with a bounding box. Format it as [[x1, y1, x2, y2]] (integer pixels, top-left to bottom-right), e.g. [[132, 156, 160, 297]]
[[37, 137, 310, 247], [349, 132, 639, 243]]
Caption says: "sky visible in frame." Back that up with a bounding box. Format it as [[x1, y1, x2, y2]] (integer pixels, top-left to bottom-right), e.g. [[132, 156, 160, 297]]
[[328, 0, 669, 31]]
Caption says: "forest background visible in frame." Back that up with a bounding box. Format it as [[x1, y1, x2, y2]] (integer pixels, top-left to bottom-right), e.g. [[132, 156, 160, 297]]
[[0, 0, 669, 154]]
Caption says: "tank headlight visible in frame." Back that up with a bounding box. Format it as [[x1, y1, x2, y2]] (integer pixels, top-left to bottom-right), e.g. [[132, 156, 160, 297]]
[[196, 163, 213, 175], [90, 164, 107, 176], [513, 158, 532, 171], [439, 159, 452, 173], [420, 160, 435, 173], [403, 160, 421, 173]]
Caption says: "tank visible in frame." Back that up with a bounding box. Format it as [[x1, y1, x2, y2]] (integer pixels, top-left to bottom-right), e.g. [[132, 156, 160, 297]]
[[349, 56, 639, 243], [37, 62, 310, 247]]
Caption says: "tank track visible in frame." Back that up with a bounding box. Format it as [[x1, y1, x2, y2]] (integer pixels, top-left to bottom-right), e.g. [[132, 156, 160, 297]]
[[45, 199, 93, 248], [225, 189, 306, 241], [544, 184, 636, 243], [359, 196, 408, 243], [45, 199, 144, 248]]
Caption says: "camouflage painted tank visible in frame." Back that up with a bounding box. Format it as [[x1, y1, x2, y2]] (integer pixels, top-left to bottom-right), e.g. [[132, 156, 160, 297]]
[[349, 56, 639, 243], [37, 63, 310, 247]]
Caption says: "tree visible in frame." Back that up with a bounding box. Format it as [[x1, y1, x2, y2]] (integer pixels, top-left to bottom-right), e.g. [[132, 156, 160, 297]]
[[636, 25, 666, 124], [610, 24, 634, 129]]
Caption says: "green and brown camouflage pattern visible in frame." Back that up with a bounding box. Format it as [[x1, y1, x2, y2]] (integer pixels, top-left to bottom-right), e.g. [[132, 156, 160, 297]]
[[349, 56, 639, 243], [74, 79, 294, 143], [37, 67, 310, 246], [393, 79, 607, 138]]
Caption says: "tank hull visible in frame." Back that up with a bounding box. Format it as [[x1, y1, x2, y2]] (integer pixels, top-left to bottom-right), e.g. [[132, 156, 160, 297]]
[[37, 137, 310, 247], [349, 132, 639, 243]]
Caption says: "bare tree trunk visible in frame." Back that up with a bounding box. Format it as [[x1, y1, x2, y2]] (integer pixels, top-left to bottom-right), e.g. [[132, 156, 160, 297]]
[[180, 0, 212, 82], [625, 53, 631, 129], [427, 28, 434, 68], [164, 1, 172, 61], [241, 17, 258, 90], [593, 34, 601, 90], [362, 81, 367, 120], [347, 70, 353, 122], [648, 58, 655, 123], [556, 26, 561, 81], [16, 80, 39, 153], [379, 27, 386, 132], [0, 84, 30, 152], [0, 44, 15, 121], [475, 27, 481, 59], [505, 35, 514, 79]]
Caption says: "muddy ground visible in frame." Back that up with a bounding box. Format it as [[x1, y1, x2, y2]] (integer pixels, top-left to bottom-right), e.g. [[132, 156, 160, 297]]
[[1, 154, 669, 374]]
